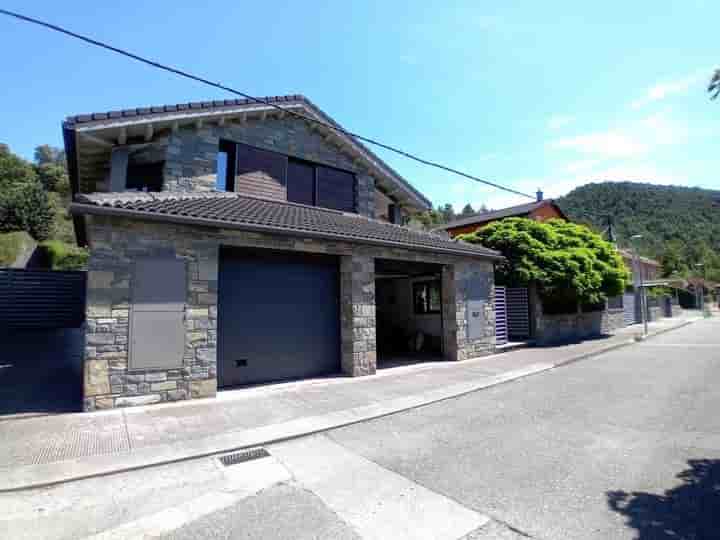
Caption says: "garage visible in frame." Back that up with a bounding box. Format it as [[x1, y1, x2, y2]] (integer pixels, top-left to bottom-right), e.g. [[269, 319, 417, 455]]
[[217, 247, 341, 388]]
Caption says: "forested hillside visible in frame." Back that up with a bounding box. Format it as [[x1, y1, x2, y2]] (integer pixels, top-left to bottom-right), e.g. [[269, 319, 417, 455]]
[[557, 182, 720, 280]]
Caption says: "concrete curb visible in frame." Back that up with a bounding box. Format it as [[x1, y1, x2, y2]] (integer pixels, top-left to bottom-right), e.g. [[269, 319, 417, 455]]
[[0, 319, 696, 493]]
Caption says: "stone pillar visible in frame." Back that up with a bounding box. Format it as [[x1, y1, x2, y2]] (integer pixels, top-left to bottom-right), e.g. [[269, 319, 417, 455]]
[[340, 254, 376, 376], [443, 260, 495, 361], [441, 264, 459, 361]]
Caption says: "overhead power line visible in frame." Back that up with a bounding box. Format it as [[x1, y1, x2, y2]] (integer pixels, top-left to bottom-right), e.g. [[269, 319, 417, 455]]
[[0, 8, 535, 201]]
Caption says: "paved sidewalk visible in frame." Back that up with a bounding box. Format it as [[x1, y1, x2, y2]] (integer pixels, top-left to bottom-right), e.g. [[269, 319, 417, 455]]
[[0, 314, 699, 492]]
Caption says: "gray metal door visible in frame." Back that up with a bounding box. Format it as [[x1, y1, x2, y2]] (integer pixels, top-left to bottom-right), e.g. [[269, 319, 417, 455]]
[[506, 287, 530, 340], [494, 286, 508, 346], [217, 248, 340, 388]]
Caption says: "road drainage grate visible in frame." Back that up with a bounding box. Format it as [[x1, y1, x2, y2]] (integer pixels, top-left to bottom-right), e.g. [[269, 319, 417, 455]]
[[218, 447, 270, 467]]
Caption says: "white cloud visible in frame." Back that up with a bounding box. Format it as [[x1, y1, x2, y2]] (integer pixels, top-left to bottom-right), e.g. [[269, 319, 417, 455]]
[[552, 131, 649, 158], [562, 159, 602, 174], [547, 115, 575, 130], [631, 70, 707, 109]]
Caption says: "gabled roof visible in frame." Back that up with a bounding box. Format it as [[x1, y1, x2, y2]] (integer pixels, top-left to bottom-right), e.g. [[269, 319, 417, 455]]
[[617, 249, 661, 267], [62, 94, 432, 210], [436, 200, 567, 231], [70, 192, 501, 260]]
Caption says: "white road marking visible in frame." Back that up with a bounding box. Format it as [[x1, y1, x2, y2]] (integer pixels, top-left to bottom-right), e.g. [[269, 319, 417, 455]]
[[271, 435, 489, 540], [81, 455, 291, 540], [639, 343, 718, 347]]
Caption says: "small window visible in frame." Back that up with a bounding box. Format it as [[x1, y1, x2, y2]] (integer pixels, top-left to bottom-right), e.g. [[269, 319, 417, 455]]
[[126, 161, 164, 192], [413, 280, 441, 314], [287, 159, 315, 205]]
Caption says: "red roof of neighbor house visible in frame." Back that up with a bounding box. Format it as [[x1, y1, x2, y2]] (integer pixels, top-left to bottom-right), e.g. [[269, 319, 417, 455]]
[[435, 200, 567, 231]]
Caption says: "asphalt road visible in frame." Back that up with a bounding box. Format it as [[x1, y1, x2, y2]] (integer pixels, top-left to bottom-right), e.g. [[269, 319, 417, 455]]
[[170, 318, 720, 540], [323, 318, 720, 539], [4, 319, 717, 539]]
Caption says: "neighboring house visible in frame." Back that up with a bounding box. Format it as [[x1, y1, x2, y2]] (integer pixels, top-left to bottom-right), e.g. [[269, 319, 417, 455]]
[[617, 249, 661, 284], [65, 95, 502, 411], [436, 193, 567, 237]]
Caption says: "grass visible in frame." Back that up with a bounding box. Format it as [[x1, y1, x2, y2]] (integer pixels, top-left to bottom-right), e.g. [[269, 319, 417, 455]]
[[40, 239, 88, 271], [0, 231, 33, 267]]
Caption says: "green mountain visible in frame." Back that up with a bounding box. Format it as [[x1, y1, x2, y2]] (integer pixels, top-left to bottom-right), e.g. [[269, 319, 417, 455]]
[[556, 181, 720, 261]]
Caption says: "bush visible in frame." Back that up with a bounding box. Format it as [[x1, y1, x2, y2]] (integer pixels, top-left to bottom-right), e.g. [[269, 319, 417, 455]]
[[0, 181, 53, 240], [459, 218, 630, 308], [40, 240, 88, 270]]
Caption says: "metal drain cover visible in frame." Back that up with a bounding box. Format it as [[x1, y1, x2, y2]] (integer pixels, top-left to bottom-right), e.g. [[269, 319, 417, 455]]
[[218, 447, 270, 467]]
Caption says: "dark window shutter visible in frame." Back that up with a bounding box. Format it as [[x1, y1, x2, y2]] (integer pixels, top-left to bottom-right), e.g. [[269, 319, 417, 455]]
[[316, 166, 355, 212], [236, 144, 287, 183], [235, 143, 287, 200], [287, 160, 315, 206]]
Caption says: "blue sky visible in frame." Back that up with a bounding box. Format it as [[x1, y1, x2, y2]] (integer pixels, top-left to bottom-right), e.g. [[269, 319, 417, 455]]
[[0, 1, 717, 210]]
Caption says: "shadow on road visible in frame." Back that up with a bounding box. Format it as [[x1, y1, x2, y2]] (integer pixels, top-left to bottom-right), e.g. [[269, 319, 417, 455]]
[[607, 459, 720, 539]]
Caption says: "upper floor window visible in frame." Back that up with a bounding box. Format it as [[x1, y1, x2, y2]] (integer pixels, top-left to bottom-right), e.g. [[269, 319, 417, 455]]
[[126, 161, 164, 192], [218, 140, 356, 213]]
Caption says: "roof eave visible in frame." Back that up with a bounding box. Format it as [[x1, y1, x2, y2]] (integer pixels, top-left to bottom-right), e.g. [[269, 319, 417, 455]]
[[64, 96, 433, 212], [69, 202, 502, 261]]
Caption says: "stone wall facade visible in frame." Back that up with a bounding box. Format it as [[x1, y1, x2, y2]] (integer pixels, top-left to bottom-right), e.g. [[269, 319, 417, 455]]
[[84, 217, 219, 411], [534, 308, 625, 345], [83, 215, 496, 410], [163, 118, 376, 217], [530, 287, 627, 344]]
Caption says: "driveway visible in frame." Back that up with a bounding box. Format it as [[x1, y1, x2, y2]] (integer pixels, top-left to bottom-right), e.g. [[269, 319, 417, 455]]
[[0, 328, 83, 419]]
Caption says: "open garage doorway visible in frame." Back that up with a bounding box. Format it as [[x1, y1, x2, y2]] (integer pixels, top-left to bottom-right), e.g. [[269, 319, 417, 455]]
[[374, 259, 445, 368]]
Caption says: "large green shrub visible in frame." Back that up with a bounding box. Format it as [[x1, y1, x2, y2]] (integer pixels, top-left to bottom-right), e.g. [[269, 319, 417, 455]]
[[459, 218, 630, 308]]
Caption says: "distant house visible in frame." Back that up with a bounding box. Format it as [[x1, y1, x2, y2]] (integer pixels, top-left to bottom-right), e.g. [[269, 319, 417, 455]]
[[617, 249, 661, 284], [436, 193, 567, 237]]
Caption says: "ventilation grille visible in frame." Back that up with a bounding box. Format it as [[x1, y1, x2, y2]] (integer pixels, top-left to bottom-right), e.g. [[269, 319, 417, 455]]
[[218, 447, 270, 467]]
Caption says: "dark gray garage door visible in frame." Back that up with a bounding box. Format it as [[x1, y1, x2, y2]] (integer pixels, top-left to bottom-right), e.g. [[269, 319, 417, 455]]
[[217, 248, 340, 388]]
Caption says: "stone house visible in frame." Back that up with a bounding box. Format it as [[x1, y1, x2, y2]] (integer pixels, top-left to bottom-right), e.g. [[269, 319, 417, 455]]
[[64, 95, 501, 411]]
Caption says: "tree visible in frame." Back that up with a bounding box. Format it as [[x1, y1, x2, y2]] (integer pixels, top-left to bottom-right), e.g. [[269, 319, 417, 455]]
[[459, 218, 629, 306], [0, 143, 36, 188], [437, 203, 456, 223], [660, 240, 688, 278], [0, 144, 53, 240], [709, 68, 720, 100], [461, 203, 475, 216], [34, 144, 65, 167]]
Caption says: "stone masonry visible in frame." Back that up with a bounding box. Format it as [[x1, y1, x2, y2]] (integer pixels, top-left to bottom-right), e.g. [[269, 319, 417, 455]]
[[83, 215, 496, 410], [163, 118, 375, 217]]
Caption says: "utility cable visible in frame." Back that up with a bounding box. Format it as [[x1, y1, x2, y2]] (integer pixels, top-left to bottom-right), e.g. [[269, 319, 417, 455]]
[[0, 8, 535, 200]]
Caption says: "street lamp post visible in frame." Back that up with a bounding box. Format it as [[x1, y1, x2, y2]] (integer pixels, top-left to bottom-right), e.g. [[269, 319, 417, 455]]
[[695, 263, 705, 314], [631, 234, 648, 337]]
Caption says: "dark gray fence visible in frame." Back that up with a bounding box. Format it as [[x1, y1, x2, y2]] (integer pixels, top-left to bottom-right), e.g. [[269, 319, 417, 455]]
[[506, 287, 530, 340], [0, 269, 86, 329], [494, 286, 508, 346]]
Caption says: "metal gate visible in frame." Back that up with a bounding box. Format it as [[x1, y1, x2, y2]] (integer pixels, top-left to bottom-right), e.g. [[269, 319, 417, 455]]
[[494, 286, 508, 346], [623, 292, 637, 325], [0, 269, 86, 329], [506, 287, 530, 340]]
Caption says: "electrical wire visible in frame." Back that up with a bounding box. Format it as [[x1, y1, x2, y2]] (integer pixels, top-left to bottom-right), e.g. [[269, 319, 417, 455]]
[[0, 8, 536, 201]]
